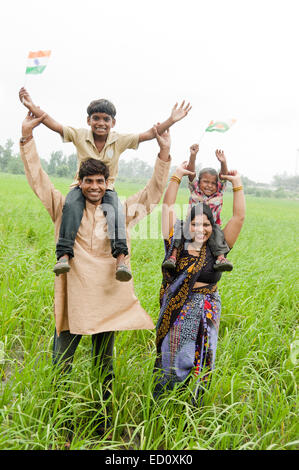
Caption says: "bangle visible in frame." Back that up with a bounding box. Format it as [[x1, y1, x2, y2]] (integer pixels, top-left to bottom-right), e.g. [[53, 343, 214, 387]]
[[170, 175, 181, 185], [233, 185, 243, 192], [20, 135, 33, 145]]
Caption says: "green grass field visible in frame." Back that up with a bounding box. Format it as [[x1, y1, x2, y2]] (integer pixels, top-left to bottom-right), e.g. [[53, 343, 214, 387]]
[[0, 172, 298, 450]]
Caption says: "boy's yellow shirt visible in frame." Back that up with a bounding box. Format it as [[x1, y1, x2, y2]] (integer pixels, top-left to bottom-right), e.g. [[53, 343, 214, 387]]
[[63, 126, 139, 190]]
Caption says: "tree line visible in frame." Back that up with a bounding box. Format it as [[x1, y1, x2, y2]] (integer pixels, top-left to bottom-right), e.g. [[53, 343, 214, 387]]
[[0, 138, 298, 198]]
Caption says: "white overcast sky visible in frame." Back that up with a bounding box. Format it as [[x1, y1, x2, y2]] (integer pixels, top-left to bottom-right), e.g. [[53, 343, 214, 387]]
[[1, 0, 299, 183]]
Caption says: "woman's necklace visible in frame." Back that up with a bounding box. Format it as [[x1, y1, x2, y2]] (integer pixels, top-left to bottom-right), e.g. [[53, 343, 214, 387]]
[[188, 241, 204, 253]]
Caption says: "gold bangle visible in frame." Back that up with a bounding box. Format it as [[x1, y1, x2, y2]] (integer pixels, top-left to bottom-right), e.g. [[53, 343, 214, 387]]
[[170, 175, 181, 184], [233, 185, 243, 192]]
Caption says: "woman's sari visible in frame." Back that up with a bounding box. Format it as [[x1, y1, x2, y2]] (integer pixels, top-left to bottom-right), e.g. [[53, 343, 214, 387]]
[[154, 220, 221, 403]]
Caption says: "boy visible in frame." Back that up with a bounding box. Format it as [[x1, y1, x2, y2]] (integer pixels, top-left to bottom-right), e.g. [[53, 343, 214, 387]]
[[19, 88, 191, 281], [162, 144, 233, 272]]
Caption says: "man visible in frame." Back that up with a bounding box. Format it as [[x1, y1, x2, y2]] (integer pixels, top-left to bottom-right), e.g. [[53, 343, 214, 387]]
[[20, 111, 171, 429]]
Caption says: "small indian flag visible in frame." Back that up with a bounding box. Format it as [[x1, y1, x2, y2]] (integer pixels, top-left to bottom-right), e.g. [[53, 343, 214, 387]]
[[25, 50, 51, 75], [205, 119, 236, 133]]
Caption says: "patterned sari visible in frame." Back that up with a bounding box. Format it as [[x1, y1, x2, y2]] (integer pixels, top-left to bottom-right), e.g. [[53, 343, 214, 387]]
[[154, 221, 221, 403]]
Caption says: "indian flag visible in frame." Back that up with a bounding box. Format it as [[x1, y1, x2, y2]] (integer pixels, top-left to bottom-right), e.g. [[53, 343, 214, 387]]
[[25, 50, 51, 75], [205, 119, 236, 133]]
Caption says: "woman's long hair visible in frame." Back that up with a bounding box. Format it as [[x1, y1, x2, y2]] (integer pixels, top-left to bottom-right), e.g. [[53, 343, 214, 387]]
[[182, 202, 215, 242]]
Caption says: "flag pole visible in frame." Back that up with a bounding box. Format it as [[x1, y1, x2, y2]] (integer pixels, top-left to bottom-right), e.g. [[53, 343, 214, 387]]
[[195, 126, 207, 146]]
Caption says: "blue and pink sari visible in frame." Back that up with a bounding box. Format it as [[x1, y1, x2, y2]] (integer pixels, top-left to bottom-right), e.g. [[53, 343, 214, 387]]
[[154, 222, 221, 404]]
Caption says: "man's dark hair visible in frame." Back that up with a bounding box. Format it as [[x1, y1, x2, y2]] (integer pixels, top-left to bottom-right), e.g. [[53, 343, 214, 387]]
[[78, 158, 110, 180], [87, 99, 116, 118], [198, 167, 219, 183]]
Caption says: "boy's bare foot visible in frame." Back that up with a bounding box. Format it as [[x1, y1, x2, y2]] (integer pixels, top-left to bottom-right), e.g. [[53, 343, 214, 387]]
[[53, 256, 70, 276]]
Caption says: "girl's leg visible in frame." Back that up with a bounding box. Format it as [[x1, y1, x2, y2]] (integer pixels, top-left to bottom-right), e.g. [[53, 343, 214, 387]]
[[208, 225, 233, 272], [162, 220, 183, 272]]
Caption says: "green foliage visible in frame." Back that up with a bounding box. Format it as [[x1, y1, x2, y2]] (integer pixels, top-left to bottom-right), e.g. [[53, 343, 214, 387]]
[[1, 137, 299, 199], [0, 174, 298, 450], [273, 173, 299, 191], [47, 151, 77, 178], [0, 138, 78, 179]]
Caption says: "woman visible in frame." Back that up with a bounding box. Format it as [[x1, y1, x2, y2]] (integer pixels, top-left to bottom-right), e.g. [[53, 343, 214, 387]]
[[154, 139, 245, 404]]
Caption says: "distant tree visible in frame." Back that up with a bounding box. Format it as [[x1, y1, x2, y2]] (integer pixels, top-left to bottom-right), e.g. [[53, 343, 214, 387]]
[[273, 188, 288, 198], [239, 175, 257, 189], [6, 155, 25, 175], [1, 136, 299, 201], [0, 139, 14, 172], [67, 153, 77, 178], [48, 151, 65, 175], [57, 164, 69, 178], [40, 158, 49, 172], [272, 173, 299, 191], [118, 158, 153, 181]]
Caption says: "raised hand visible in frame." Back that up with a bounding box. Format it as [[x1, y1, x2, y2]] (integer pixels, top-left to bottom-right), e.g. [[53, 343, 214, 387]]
[[22, 111, 47, 138], [175, 161, 196, 179], [220, 170, 242, 187], [19, 87, 34, 109], [153, 124, 171, 151], [171, 101, 192, 123], [215, 149, 226, 163], [190, 144, 199, 157]]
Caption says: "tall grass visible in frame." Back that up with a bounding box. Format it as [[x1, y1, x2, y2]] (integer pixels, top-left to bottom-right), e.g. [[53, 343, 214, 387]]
[[0, 173, 298, 450]]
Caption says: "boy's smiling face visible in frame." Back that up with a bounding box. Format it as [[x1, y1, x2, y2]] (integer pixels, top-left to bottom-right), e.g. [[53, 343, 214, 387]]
[[87, 112, 115, 138]]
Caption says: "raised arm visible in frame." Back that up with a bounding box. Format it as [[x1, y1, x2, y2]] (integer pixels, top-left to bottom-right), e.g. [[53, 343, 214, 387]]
[[19, 87, 63, 136], [124, 127, 171, 228], [20, 112, 65, 222], [215, 149, 229, 176], [138, 101, 192, 143], [162, 162, 195, 240], [222, 171, 245, 248], [187, 144, 199, 182]]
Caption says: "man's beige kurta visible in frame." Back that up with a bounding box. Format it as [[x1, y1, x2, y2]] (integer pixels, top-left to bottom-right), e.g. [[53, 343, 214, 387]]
[[20, 139, 170, 336]]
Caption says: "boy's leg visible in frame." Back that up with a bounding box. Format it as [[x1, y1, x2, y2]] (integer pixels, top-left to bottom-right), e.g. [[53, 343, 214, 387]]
[[101, 190, 131, 282], [54, 187, 85, 275], [208, 225, 233, 272]]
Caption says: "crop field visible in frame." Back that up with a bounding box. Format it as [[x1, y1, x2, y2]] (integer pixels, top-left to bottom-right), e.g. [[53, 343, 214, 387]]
[[0, 172, 298, 450]]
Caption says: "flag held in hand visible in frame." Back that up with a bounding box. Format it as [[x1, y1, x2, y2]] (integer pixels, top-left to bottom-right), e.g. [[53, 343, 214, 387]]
[[25, 50, 51, 75], [205, 119, 236, 133]]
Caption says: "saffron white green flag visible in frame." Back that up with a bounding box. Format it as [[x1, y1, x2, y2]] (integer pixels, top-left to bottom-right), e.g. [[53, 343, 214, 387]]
[[205, 119, 236, 133], [25, 50, 51, 75]]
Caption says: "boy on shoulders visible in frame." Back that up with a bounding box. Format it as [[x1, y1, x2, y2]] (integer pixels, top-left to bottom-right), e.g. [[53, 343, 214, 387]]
[[19, 88, 191, 281]]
